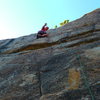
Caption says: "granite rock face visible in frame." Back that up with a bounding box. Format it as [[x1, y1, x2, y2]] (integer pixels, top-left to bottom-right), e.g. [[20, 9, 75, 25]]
[[0, 8, 100, 100]]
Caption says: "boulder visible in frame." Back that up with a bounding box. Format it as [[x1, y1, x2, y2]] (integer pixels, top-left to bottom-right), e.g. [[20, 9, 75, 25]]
[[0, 8, 100, 100]]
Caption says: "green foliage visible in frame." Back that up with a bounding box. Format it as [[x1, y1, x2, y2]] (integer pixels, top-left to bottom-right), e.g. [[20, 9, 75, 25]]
[[54, 20, 69, 28]]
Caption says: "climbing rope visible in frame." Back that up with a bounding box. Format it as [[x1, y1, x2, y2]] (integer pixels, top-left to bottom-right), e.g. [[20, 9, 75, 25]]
[[76, 54, 95, 100], [47, 27, 96, 99]]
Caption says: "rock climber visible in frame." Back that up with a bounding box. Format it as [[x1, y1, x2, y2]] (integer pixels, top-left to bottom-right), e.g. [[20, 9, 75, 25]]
[[37, 23, 49, 39]]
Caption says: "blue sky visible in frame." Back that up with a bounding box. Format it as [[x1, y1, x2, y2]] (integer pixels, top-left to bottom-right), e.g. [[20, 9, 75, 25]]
[[0, 0, 100, 40]]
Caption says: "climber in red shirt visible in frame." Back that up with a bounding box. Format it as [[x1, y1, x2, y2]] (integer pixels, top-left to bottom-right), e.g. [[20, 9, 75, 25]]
[[37, 23, 49, 39]]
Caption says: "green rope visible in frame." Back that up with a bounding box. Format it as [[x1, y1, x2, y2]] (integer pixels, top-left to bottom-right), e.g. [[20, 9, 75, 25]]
[[58, 34, 95, 99], [77, 54, 95, 100]]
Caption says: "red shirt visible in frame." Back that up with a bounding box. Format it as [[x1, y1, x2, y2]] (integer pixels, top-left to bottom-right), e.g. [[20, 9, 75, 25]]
[[41, 26, 47, 31]]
